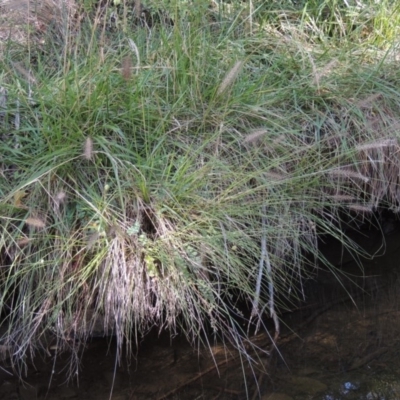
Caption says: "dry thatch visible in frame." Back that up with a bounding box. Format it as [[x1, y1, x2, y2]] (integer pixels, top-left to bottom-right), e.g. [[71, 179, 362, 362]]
[[0, 0, 77, 47]]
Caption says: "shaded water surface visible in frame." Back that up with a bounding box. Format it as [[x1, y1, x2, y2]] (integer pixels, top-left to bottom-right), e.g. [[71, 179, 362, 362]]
[[1, 227, 400, 399]]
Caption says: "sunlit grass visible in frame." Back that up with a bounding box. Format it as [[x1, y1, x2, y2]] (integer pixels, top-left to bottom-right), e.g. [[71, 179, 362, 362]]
[[0, 0, 400, 381]]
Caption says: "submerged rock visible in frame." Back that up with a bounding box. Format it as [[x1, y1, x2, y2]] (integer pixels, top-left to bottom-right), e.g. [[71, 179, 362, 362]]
[[263, 393, 293, 400], [290, 376, 328, 395]]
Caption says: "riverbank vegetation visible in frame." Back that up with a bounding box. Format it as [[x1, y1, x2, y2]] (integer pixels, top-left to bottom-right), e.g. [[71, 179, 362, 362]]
[[1, 0, 400, 379]]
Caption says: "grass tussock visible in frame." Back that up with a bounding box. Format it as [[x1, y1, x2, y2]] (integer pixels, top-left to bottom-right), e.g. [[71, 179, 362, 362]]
[[1, 0, 400, 380]]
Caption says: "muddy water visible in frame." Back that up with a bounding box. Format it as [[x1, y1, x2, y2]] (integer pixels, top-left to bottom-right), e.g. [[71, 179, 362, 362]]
[[1, 227, 400, 400]]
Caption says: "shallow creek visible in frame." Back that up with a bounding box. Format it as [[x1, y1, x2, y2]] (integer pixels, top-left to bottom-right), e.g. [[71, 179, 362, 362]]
[[1, 226, 400, 400]]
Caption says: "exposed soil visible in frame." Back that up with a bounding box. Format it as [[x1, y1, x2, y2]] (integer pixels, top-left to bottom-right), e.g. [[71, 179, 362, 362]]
[[1, 225, 400, 400]]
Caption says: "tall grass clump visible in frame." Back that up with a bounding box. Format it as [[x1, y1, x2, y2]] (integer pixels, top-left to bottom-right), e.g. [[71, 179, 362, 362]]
[[1, 0, 400, 381]]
